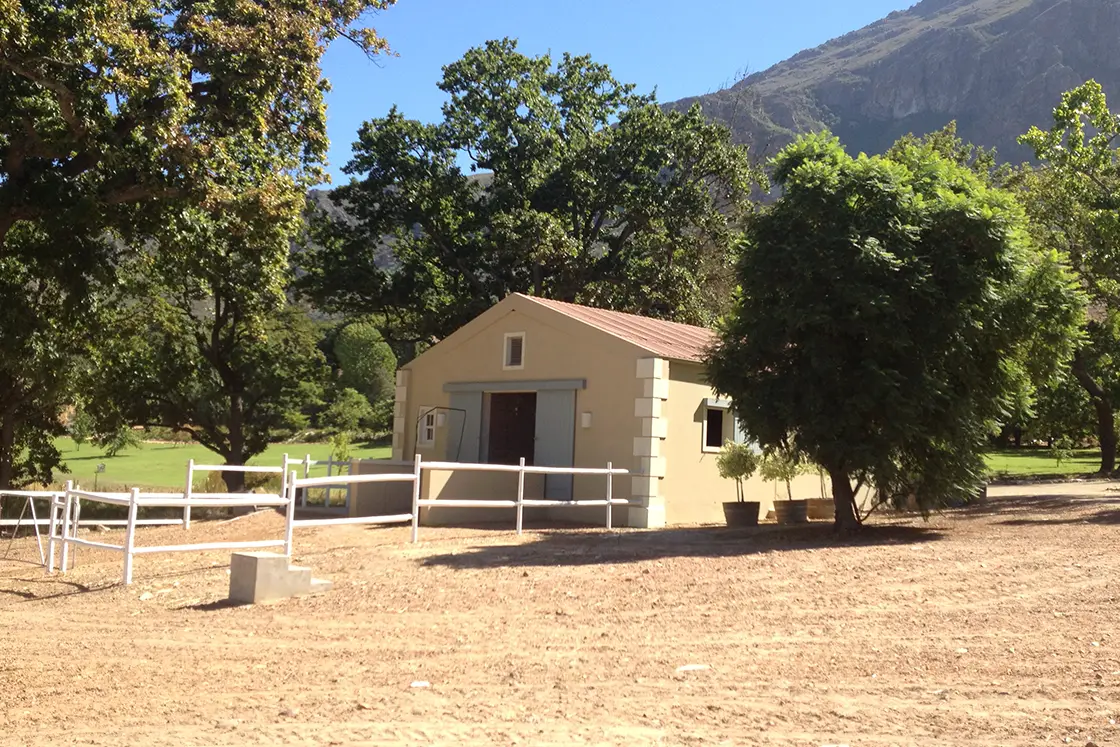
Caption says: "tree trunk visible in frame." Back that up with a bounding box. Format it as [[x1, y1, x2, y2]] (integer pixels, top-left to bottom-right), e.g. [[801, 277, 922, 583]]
[[1071, 350, 1116, 473], [829, 467, 860, 533], [222, 466, 246, 493], [223, 394, 247, 492], [0, 416, 14, 491]]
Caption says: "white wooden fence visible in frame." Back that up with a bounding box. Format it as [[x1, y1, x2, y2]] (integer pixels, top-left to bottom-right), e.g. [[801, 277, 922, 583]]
[[184, 456, 292, 530], [294, 454, 352, 511], [286, 456, 630, 542], [35, 455, 630, 586], [50, 482, 290, 584]]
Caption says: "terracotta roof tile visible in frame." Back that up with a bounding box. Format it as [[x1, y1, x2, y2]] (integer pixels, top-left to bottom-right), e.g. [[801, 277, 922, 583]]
[[518, 294, 715, 363]]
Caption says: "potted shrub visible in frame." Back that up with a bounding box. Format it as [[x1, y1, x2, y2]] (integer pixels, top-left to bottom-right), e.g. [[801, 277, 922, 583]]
[[716, 441, 762, 527], [760, 445, 810, 524], [806, 467, 835, 521]]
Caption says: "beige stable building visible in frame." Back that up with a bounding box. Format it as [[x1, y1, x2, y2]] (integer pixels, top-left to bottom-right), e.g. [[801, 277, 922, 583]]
[[358, 293, 825, 528]]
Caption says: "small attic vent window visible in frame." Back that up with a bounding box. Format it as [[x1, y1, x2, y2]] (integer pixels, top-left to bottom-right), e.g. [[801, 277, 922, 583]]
[[503, 332, 525, 370]]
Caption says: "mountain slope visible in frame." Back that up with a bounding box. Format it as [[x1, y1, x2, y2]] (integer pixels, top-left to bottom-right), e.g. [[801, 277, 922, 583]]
[[668, 0, 1120, 161]]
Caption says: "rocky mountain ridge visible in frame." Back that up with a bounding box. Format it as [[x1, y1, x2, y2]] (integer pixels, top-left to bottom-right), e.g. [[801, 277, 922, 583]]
[[667, 0, 1120, 162]]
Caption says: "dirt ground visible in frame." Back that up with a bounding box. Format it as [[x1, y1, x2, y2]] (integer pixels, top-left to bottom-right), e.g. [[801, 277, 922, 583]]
[[2, 485, 1119, 747]]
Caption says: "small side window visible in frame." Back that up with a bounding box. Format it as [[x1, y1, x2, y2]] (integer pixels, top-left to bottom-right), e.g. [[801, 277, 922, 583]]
[[418, 407, 436, 447], [504, 332, 525, 370], [703, 407, 724, 451]]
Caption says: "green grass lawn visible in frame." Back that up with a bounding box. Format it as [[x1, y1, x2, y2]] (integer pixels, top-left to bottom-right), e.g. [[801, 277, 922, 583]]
[[985, 447, 1101, 479], [56, 438, 391, 490]]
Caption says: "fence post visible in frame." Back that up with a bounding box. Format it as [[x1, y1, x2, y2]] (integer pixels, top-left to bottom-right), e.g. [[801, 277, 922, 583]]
[[280, 453, 290, 504], [345, 459, 353, 514], [410, 454, 422, 543], [123, 488, 139, 585], [515, 457, 526, 536], [183, 458, 194, 530], [70, 493, 82, 568], [59, 488, 73, 574], [283, 470, 297, 558], [605, 462, 613, 531], [48, 482, 69, 573], [302, 454, 311, 507]]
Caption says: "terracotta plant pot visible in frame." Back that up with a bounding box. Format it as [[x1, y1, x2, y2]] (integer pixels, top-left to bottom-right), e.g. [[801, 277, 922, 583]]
[[722, 501, 760, 527], [806, 498, 835, 521], [773, 499, 809, 525]]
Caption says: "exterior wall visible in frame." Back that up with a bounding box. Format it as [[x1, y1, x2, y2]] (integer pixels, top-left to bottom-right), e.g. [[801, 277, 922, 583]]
[[392, 297, 647, 526], [420, 468, 548, 526], [348, 459, 414, 519], [660, 362, 829, 524]]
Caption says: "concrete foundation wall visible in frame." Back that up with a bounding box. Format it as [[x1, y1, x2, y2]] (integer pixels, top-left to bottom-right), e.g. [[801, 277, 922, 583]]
[[348, 460, 415, 518], [420, 467, 547, 526]]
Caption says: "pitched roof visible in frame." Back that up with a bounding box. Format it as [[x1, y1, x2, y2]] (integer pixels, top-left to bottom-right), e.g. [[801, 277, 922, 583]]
[[517, 294, 715, 363]]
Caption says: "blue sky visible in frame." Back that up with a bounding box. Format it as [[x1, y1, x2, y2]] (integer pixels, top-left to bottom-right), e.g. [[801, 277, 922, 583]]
[[319, 0, 916, 184]]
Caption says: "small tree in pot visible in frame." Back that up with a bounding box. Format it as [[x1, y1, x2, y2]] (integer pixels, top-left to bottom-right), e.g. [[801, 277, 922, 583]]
[[760, 444, 810, 524], [717, 441, 762, 526]]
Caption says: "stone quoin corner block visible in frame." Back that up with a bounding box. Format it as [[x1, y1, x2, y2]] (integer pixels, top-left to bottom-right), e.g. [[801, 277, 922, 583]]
[[633, 436, 661, 458], [636, 357, 667, 380], [634, 397, 663, 419], [631, 356, 668, 528], [391, 370, 409, 461]]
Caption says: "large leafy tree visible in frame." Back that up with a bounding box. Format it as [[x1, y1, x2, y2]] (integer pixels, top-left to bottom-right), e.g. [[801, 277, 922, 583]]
[[0, 0, 395, 487], [1020, 81, 1120, 472], [0, 0, 394, 268], [300, 38, 760, 346], [90, 210, 327, 491], [707, 133, 1083, 531]]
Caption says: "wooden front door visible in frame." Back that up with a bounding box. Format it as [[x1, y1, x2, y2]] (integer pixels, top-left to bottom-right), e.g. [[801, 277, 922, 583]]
[[487, 392, 537, 465]]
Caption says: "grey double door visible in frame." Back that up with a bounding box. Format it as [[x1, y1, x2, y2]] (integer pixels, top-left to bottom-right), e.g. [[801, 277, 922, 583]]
[[447, 388, 576, 500]]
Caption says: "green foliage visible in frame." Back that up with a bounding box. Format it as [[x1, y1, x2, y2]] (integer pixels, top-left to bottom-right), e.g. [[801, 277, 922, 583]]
[[716, 441, 761, 503], [328, 431, 353, 463], [331, 320, 397, 424], [97, 426, 143, 458], [300, 38, 762, 345], [708, 131, 1083, 528], [0, 0, 395, 285], [758, 446, 809, 502], [0, 243, 99, 488], [68, 408, 96, 451], [1018, 81, 1120, 472], [0, 0, 397, 489], [89, 209, 329, 490], [1049, 436, 1075, 469], [321, 388, 375, 434]]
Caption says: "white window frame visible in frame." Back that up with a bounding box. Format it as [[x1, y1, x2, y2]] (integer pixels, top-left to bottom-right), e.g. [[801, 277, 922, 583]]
[[417, 406, 437, 448], [503, 332, 526, 371], [702, 398, 731, 453]]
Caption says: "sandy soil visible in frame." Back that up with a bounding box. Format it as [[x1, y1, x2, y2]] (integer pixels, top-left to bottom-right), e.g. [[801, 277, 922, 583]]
[[2, 486, 1119, 747]]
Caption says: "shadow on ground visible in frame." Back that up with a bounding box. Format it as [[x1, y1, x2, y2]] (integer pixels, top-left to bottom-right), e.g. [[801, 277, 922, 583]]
[[420, 523, 943, 570], [952, 493, 1120, 527]]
